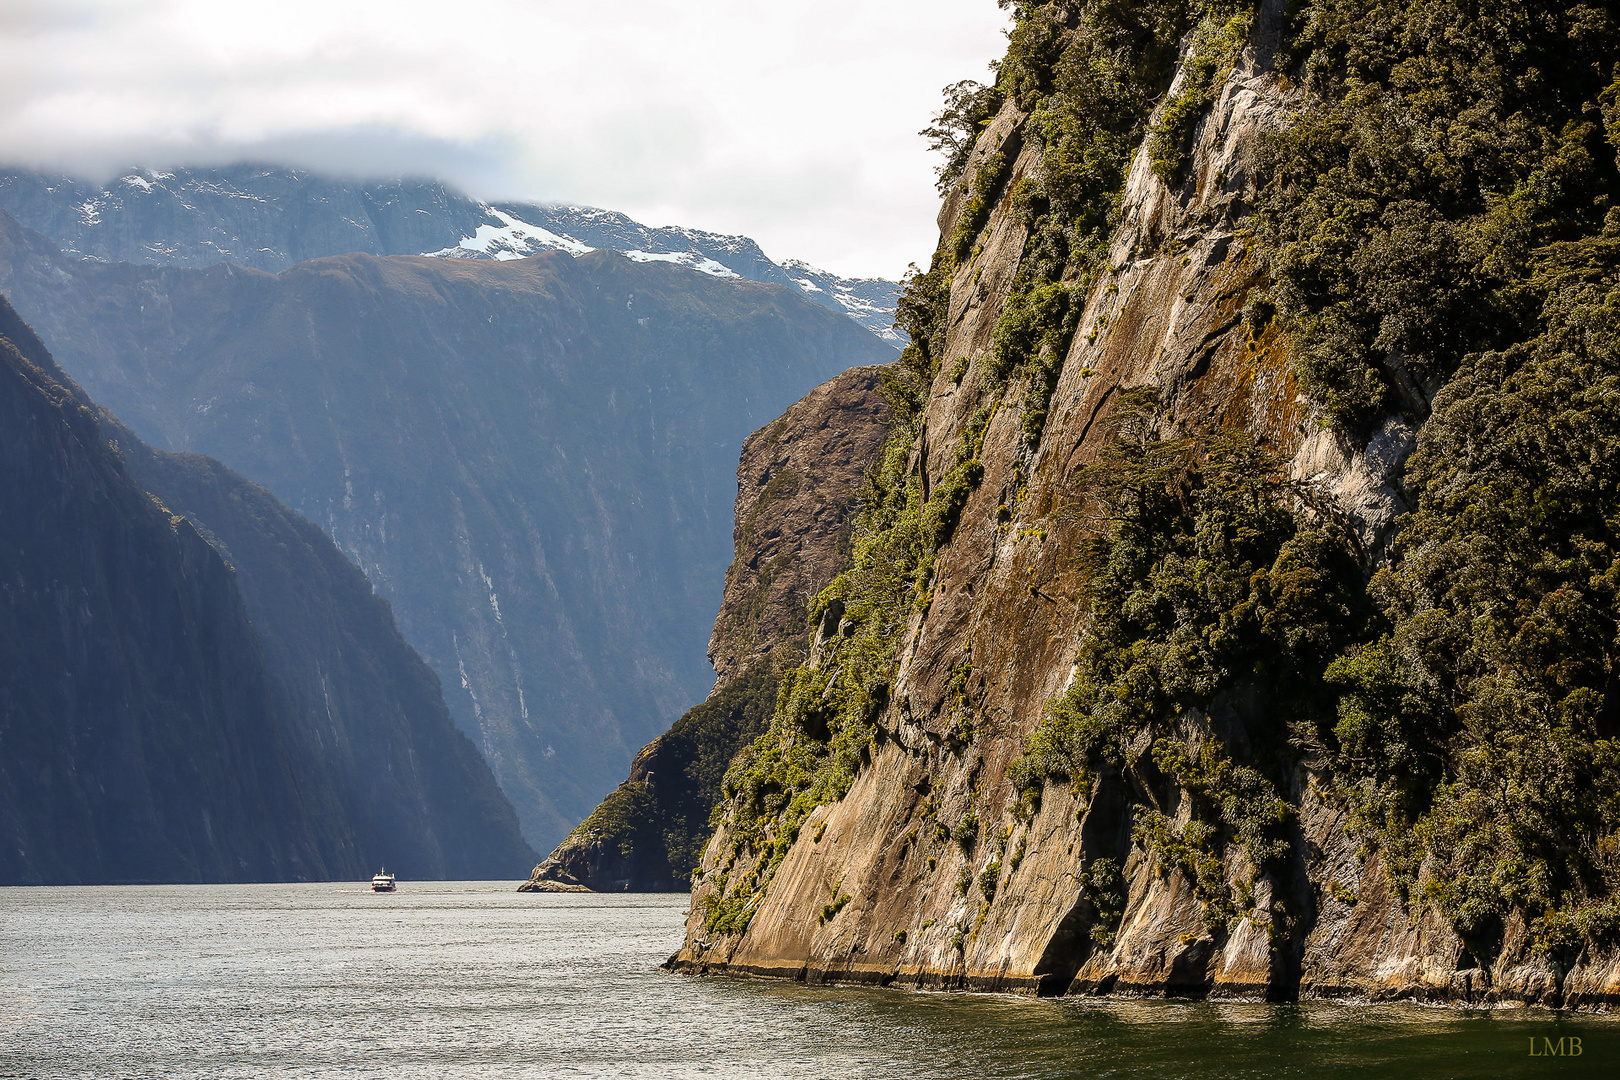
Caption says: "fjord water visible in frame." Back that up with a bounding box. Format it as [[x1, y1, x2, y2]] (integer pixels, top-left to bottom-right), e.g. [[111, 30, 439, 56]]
[[1, 884, 1610, 1079]]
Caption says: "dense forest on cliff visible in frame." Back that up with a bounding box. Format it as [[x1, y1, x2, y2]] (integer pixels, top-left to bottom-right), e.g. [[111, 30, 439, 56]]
[[683, 0, 1620, 998]]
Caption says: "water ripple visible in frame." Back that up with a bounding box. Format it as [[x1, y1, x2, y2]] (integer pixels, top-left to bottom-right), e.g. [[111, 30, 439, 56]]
[[0, 882, 1612, 1079]]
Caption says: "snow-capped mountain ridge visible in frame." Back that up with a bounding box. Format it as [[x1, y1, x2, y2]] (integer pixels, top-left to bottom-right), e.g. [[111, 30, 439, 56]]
[[0, 166, 901, 342], [427, 203, 746, 283]]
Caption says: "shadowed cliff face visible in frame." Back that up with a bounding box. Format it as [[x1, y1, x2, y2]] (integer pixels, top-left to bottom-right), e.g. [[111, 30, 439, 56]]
[[523, 365, 892, 892], [123, 448, 537, 880], [671, 0, 1620, 1008], [0, 316, 341, 883], [0, 220, 895, 850], [0, 296, 534, 883]]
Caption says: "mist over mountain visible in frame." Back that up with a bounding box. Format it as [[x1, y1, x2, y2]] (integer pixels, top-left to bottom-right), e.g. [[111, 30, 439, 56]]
[[0, 296, 533, 884], [0, 209, 894, 850], [0, 165, 901, 342]]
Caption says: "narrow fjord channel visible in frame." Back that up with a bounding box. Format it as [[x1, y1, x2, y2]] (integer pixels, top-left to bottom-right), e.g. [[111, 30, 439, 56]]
[[0, 884, 1607, 1078]]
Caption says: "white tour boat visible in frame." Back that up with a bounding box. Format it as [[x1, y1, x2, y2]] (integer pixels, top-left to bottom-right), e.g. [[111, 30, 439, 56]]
[[370, 869, 397, 892]]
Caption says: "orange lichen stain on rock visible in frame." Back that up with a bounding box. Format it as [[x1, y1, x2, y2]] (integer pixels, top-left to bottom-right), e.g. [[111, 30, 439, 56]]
[[1194, 257, 1301, 447], [1224, 318, 1302, 447]]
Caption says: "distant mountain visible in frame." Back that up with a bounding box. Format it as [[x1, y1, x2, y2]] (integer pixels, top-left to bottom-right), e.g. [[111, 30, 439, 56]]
[[0, 210, 896, 851], [0, 165, 902, 342], [0, 296, 535, 884]]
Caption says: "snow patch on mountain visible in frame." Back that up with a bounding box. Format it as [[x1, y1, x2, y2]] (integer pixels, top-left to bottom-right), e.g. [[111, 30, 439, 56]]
[[780, 259, 903, 343], [621, 248, 741, 279], [428, 202, 894, 335], [427, 209, 593, 260]]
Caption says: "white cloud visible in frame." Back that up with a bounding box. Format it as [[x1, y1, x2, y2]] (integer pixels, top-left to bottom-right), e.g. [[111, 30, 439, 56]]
[[0, 0, 1010, 278]]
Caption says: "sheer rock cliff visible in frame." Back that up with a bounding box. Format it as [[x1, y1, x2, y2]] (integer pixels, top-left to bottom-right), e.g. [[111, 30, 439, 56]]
[[669, 2, 1620, 1008]]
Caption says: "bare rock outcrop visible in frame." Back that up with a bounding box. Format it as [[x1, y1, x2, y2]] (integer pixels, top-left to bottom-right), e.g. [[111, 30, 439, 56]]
[[709, 365, 894, 683], [517, 867, 591, 893]]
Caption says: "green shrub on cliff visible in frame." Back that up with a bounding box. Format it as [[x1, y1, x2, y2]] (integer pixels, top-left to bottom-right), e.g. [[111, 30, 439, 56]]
[[973, 1, 1250, 442], [566, 782, 660, 859], [701, 241, 1016, 926], [922, 79, 1008, 196], [1322, 232, 1620, 946], [883, 262, 950, 425], [1256, 0, 1619, 429], [949, 150, 1013, 266], [695, 0, 1283, 938], [1145, 6, 1251, 182], [563, 665, 780, 888], [1237, 0, 1620, 950], [1011, 390, 1362, 768], [1008, 389, 1366, 930], [705, 411, 926, 926]]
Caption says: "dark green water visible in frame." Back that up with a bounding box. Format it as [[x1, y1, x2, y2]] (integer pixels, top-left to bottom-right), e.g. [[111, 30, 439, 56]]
[[0, 882, 1611, 1078]]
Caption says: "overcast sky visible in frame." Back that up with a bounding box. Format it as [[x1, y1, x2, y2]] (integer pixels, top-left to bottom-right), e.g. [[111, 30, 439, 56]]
[[0, 0, 1011, 279]]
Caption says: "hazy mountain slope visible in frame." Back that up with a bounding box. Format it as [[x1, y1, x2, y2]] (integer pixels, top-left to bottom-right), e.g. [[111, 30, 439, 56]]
[[125, 449, 537, 879], [0, 296, 535, 881], [524, 364, 891, 891], [0, 165, 901, 340], [0, 218, 895, 849], [0, 315, 346, 884]]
